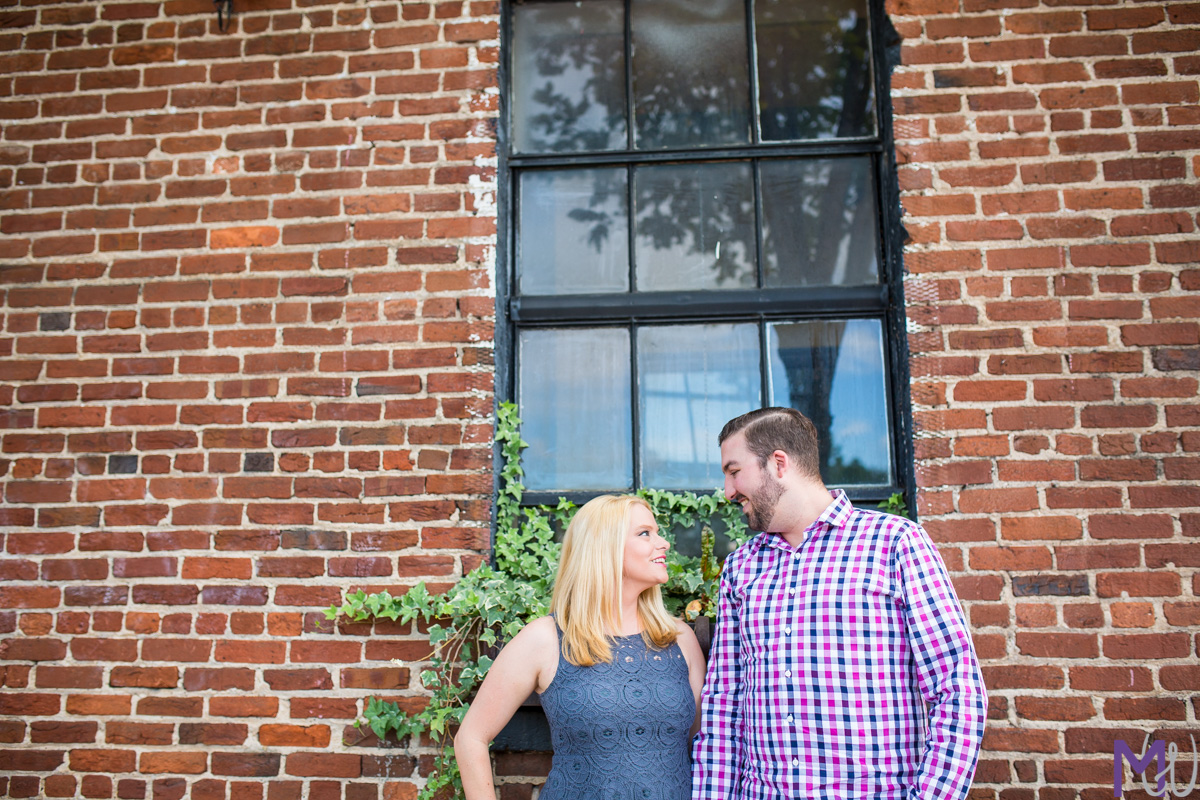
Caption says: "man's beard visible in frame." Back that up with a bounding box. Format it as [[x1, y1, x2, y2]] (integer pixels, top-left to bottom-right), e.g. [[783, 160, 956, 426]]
[[740, 472, 784, 532]]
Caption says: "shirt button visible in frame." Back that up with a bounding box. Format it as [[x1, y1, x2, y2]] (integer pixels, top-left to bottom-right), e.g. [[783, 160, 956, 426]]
[[784, 626, 791, 635], [792, 758, 799, 767], [786, 715, 793, 723], [784, 670, 791, 678], [788, 588, 795, 595]]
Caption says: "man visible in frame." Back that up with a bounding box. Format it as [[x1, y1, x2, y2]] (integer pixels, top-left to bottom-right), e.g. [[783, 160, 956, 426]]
[[692, 407, 987, 800]]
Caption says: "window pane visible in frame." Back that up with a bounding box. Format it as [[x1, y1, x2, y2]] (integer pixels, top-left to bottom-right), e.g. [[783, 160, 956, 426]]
[[760, 158, 879, 287], [520, 328, 633, 491], [639, 324, 760, 489], [511, 0, 627, 154], [755, 0, 876, 140], [631, 0, 751, 149], [767, 320, 891, 485], [519, 168, 630, 295], [634, 162, 756, 291]]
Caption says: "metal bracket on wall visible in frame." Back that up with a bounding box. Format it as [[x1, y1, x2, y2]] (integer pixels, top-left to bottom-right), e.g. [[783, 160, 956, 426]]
[[214, 0, 234, 32]]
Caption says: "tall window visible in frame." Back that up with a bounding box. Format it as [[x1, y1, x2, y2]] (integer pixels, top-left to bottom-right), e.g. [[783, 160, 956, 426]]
[[503, 0, 909, 510]]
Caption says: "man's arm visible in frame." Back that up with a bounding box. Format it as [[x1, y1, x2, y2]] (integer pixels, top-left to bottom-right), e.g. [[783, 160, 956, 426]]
[[691, 558, 744, 800], [896, 523, 988, 800]]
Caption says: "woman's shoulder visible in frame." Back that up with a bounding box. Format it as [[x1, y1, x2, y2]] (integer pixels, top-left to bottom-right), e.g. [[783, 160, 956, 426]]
[[671, 618, 702, 659], [506, 615, 559, 655], [523, 614, 558, 638]]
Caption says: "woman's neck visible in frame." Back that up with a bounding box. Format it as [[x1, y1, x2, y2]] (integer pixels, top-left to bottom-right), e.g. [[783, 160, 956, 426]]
[[616, 584, 643, 635]]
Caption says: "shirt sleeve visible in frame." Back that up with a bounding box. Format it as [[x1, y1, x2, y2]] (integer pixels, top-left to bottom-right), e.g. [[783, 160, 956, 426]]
[[691, 551, 744, 800], [895, 523, 988, 800]]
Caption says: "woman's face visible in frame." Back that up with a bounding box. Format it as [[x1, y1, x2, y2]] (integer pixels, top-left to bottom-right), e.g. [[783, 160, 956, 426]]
[[621, 504, 670, 590]]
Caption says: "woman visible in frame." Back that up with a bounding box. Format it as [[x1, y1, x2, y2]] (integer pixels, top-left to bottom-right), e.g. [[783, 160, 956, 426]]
[[454, 494, 706, 800]]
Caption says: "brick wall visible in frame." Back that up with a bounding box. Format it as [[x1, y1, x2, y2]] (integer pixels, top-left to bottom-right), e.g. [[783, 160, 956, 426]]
[[0, 1, 499, 798], [2, 0, 1199, 798], [889, 0, 1200, 796]]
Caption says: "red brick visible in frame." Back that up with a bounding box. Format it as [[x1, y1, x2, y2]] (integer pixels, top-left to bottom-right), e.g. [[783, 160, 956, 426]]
[[1089, 514, 1174, 540], [1097, 572, 1181, 598], [1105, 697, 1186, 722], [1016, 697, 1095, 722], [1161, 666, 1200, 690], [259, 724, 331, 748], [1046, 487, 1123, 509], [1016, 632, 1099, 659], [1102, 633, 1190, 659], [982, 665, 1064, 691], [282, 752, 361, 779]]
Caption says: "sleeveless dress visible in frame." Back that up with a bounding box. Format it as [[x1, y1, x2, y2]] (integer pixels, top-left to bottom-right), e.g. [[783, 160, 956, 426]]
[[537, 626, 694, 800]]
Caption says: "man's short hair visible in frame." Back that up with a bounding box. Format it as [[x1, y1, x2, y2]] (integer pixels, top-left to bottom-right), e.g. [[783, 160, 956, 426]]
[[719, 407, 821, 480]]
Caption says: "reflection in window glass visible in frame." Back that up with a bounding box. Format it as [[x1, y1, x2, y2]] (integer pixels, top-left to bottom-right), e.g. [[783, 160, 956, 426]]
[[631, 0, 751, 149], [519, 168, 629, 295], [755, 0, 875, 141], [634, 162, 756, 291], [512, 1, 627, 154], [760, 158, 879, 287], [768, 320, 891, 485], [639, 324, 759, 489], [519, 328, 633, 491]]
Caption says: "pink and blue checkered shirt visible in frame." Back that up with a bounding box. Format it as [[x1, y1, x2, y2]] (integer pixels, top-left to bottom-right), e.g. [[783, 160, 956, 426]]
[[692, 490, 987, 800]]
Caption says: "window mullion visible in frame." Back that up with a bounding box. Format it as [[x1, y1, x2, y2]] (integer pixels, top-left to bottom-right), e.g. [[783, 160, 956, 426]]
[[510, 285, 890, 324], [508, 139, 883, 169], [624, 0, 634, 152], [746, 0, 761, 145], [758, 317, 770, 410], [627, 165, 637, 293], [751, 160, 765, 289], [630, 320, 641, 490]]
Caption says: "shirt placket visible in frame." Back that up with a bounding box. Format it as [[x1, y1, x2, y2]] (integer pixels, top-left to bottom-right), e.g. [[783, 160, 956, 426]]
[[780, 539, 806, 791]]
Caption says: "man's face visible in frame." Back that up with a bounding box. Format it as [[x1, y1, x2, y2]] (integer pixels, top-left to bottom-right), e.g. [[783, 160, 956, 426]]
[[721, 432, 784, 533]]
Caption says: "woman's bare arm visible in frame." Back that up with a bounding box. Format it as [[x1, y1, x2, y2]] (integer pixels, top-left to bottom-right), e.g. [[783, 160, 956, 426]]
[[674, 620, 707, 737], [454, 616, 559, 800]]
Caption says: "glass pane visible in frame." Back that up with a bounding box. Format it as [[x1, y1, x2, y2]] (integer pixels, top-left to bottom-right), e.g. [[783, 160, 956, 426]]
[[767, 320, 891, 485], [760, 158, 879, 287], [631, 0, 751, 149], [634, 162, 756, 291], [639, 324, 760, 489], [519, 168, 630, 295], [511, 0, 627, 154], [755, 0, 876, 140], [520, 328, 632, 491]]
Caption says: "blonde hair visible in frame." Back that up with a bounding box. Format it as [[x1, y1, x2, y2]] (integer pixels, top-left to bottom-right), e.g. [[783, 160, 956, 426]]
[[550, 495, 679, 667]]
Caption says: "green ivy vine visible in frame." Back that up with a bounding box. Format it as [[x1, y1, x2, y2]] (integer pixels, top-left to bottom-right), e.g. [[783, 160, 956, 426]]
[[325, 401, 750, 799]]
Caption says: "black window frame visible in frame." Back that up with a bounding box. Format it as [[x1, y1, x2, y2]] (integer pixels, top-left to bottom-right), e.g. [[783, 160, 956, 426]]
[[494, 0, 914, 515]]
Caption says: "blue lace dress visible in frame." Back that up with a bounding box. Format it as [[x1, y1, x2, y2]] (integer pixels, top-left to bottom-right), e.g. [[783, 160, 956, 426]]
[[537, 627, 694, 800]]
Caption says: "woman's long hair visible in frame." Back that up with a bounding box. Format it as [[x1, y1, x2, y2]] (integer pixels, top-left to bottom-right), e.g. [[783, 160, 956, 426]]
[[550, 494, 678, 666]]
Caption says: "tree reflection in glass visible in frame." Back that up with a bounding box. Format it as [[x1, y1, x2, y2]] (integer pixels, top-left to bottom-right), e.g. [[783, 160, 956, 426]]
[[768, 320, 890, 485], [760, 157, 879, 287], [634, 162, 756, 291], [755, 0, 875, 140], [519, 168, 629, 295], [631, 0, 751, 149], [519, 327, 633, 491], [639, 323, 760, 489], [511, 1, 627, 154]]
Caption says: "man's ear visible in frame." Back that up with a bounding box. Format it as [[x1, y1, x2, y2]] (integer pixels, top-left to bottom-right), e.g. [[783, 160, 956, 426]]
[[770, 449, 789, 478]]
